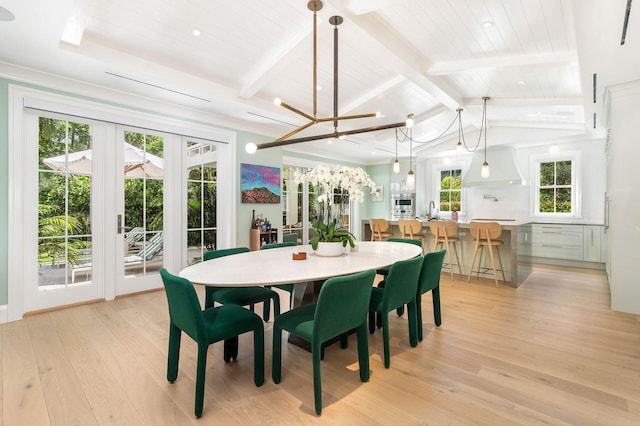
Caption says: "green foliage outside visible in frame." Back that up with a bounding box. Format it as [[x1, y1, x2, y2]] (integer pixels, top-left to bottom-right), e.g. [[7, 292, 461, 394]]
[[38, 118, 92, 265], [187, 165, 217, 249], [439, 169, 462, 212], [539, 161, 572, 213]]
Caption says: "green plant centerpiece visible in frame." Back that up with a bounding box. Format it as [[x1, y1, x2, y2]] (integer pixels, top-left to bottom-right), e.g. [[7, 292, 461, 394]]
[[295, 165, 377, 252]]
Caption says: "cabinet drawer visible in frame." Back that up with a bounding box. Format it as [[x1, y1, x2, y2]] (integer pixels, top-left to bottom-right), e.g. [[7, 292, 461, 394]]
[[532, 224, 583, 246], [532, 243, 584, 260]]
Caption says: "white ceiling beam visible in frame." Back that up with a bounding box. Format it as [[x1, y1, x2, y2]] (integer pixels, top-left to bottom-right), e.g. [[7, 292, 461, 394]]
[[237, 23, 319, 100], [327, 1, 463, 111], [463, 96, 584, 107], [428, 52, 578, 76], [490, 120, 587, 130], [339, 74, 405, 115]]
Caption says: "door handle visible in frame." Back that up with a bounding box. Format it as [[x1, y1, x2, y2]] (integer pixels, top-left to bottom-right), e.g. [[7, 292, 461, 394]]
[[117, 214, 131, 234]]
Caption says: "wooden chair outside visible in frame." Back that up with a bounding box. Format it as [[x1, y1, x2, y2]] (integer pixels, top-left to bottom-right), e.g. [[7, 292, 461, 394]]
[[467, 221, 506, 287], [398, 219, 428, 252], [429, 221, 463, 279], [369, 218, 393, 241]]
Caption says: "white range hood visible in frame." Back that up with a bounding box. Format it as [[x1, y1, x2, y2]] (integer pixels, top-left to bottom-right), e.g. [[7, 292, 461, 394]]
[[461, 146, 526, 187]]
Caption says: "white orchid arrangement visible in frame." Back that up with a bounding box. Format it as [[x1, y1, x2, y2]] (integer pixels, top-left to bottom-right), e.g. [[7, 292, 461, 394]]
[[294, 165, 377, 249], [293, 165, 377, 203]]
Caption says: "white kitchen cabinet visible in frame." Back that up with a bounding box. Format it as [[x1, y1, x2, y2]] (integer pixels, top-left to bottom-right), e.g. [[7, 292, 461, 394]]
[[603, 81, 640, 314], [531, 224, 584, 260], [583, 225, 604, 262]]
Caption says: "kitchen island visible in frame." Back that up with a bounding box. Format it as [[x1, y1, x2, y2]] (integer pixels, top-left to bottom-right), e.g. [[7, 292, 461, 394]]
[[362, 219, 532, 288]]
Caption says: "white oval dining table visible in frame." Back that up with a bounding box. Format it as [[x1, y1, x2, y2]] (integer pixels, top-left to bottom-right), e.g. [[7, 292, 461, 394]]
[[179, 241, 422, 305]]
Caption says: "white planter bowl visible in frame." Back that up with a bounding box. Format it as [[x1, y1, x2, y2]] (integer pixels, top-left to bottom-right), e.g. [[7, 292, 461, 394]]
[[314, 241, 345, 257]]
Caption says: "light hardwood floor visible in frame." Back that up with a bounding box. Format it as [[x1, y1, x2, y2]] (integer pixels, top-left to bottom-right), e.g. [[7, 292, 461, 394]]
[[2, 265, 639, 425]]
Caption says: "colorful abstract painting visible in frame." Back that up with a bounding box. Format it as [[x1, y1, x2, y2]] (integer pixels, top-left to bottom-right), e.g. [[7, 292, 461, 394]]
[[241, 163, 281, 203]]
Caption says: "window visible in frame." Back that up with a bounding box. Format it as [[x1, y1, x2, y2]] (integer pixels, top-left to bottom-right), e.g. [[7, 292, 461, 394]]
[[438, 168, 462, 212], [532, 153, 581, 217]]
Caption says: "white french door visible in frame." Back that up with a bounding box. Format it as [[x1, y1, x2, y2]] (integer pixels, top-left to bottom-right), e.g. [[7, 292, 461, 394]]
[[22, 114, 178, 312], [24, 111, 106, 311], [114, 125, 177, 296], [8, 86, 236, 321]]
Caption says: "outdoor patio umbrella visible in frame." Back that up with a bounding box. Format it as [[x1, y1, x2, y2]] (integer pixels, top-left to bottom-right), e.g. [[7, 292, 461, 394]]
[[43, 142, 163, 178]]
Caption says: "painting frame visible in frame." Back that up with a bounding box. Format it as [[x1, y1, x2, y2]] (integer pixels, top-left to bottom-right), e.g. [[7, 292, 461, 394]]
[[372, 184, 384, 202], [241, 163, 281, 204]]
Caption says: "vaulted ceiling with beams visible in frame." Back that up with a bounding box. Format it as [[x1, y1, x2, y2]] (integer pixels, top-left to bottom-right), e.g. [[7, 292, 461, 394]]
[[0, 0, 638, 163]]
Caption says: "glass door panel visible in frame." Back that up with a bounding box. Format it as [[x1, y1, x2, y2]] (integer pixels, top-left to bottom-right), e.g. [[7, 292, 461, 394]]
[[121, 130, 165, 285], [186, 139, 217, 265], [27, 113, 103, 312]]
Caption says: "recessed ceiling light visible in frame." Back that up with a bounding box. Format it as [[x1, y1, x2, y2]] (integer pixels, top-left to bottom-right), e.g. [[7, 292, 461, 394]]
[[192, 29, 201, 37], [518, 80, 527, 85], [549, 145, 559, 153], [0, 6, 15, 22], [316, 85, 322, 91], [482, 21, 495, 29]]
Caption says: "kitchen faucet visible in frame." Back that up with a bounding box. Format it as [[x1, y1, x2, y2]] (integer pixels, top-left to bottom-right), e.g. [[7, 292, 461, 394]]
[[427, 200, 437, 220]]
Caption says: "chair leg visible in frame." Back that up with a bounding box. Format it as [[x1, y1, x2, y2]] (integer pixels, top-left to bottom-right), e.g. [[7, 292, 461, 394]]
[[487, 244, 499, 287], [272, 294, 281, 320], [253, 326, 265, 387], [381, 313, 391, 368], [477, 246, 484, 279], [467, 239, 481, 282], [262, 292, 281, 322], [204, 287, 215, 309], [167, 323, 181, 383], [445, 241, 454, 280], [223, 337, 238, 362], [262, 300, 271, 322], [195, 343, 208, 417], [272, 325, 283, 384], [340, 332, 349, 349], [368, 311, 376, 334], [452, 242, 463, 276], [407, 300, 419, 348], [312, 340, 323, 415], [396, 306, 404, 316], [356, 323, 370, 382], [432, 286, 442, 327], [416, 295, 423, 342], [496, 246, 506, 283]]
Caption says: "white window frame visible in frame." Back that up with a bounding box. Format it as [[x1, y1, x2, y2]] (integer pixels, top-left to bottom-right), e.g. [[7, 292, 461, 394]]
[[530, 151, 582, 218], [432, 162, 466, 218]]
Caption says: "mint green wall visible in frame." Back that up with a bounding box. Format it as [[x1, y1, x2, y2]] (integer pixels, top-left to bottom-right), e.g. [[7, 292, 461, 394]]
[[0, 80, 8, 305], [365, 163, 392, 219], [234, 131, 284, 249]]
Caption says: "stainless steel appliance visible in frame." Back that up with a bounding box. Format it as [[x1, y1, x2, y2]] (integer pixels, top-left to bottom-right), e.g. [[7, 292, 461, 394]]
[[391, 193, 415, 220]]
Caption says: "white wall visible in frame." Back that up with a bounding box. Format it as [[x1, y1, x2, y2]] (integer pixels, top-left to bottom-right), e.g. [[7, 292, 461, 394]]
[[422, 138, 607, 223]]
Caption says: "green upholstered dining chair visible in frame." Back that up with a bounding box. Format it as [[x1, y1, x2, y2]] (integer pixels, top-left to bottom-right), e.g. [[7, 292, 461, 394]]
[[203, 248, 280, 322], [375, 237, 423, 317], [375, 237, 422, 277], [417, 249, 446, 341], [261, 241, 298, 308], [368, 255, 422, 368], [159, 269, 264, 418], [272, 269, 375, 415]]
